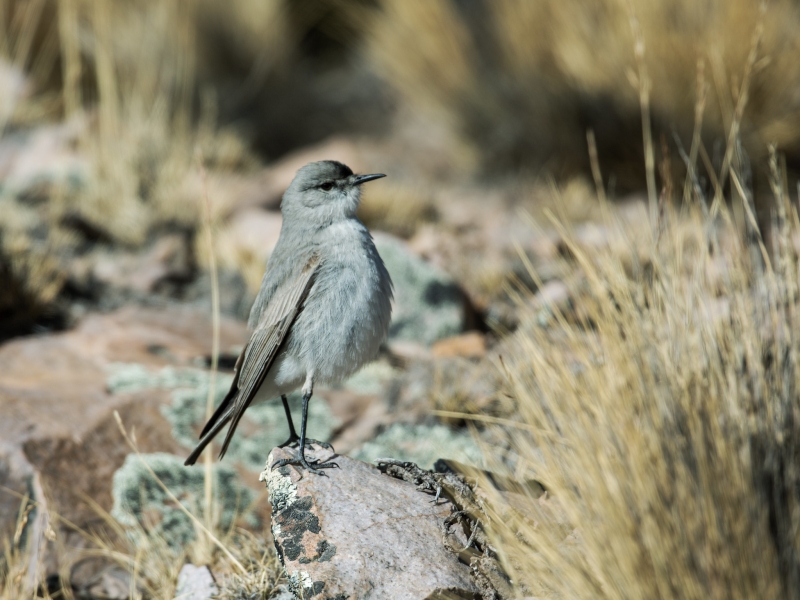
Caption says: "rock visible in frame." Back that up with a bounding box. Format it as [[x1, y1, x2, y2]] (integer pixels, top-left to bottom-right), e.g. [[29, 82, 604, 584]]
[[374, 233, 464, 346], [351, 423, 484, 470], [431, 332, 487, 359], [0, 118, 89, 197], [532, 280, 569, 308], [323, 361, 397, 454], [174, 564, 218, 600], [378, 354, 504, 432], [111, 453, 256, 547], [263, 447, 478, 599], [89, 234, 193, 295], [0, 305, 247, 556], [339, 360, 397, 396], [270, 585, 298, 600], [0, 59, 32, 124], [79, 565, 135, 600], [527, 280, 570, 326], [386, 339, 431, 363]]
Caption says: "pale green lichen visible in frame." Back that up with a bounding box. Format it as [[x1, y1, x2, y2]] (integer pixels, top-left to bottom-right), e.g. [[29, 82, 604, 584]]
[[105, 363, 209, 395], [288, 569, 313, 593], [111, 452, 256, 547], [374, 233, 464, 345], [105, 362, 340, 472], [339, 360, 398, 395], [261, 453, 298, 512], [351, 423, 485, 469]]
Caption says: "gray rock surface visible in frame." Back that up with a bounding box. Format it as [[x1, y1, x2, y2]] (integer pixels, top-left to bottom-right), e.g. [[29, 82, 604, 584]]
[[174, 564, 218, 600], [262, 446, 478, 599], [374, 233, 464, 346]]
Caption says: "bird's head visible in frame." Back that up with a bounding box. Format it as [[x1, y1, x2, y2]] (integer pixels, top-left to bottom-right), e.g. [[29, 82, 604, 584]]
[[281, 160, 385, 224]]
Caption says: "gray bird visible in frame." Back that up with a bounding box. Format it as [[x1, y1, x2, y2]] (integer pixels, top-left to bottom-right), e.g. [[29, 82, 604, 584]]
[[184, 160, 392, 474]]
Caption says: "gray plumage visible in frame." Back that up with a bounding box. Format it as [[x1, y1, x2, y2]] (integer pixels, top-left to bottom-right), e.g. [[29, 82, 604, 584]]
[[185, 161, 392, 472]]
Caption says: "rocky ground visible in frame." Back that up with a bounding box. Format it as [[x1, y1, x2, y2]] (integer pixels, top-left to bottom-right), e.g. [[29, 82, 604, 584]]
[[1, 112, 607, 598], [4, 1, 800, 597], [2, 87, 663, 594]]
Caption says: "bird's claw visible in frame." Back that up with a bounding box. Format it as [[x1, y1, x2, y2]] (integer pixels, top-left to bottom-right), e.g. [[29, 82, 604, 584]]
[[271, 449, 339, 476]]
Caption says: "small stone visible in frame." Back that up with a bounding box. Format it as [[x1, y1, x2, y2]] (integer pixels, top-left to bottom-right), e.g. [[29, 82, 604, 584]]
[[264, 447, 477, 599], [91, 234, 192, 294], [173, 564, 217, 600], [431, 332, 487, 359], [84, 566, 134, 600]]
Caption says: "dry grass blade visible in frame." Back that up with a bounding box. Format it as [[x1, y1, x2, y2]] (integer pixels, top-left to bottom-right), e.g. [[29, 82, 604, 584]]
[[198, 152, 222, 555]]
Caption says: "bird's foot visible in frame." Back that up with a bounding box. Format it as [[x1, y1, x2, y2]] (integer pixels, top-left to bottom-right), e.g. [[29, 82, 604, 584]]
[[271, 446, 339, 476], [277, 435, 334, 453]]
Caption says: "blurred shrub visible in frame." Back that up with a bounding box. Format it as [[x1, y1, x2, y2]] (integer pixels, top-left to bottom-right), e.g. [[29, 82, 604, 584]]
[[368, 0, 800, 187]]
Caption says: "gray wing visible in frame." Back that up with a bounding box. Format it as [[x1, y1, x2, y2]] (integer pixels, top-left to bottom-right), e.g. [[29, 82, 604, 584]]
[[247, 231, 302, 330], [185, 253, 321, 465], [218, 252, 321, 458]]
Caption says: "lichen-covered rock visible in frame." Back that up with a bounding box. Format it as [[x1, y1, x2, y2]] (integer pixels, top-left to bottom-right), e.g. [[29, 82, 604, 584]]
[[159, 372, 339, 472], [107, 362, 340, 473], [351, 423, 484, 470], [262, 446, 477, 599], [111, 452, 255, 547], [374, 233, 464, 346], [0, 305, 246, 555]]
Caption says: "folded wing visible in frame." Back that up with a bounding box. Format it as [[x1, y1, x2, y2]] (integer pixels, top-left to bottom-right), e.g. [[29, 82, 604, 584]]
[[184, 253, 321, 465]]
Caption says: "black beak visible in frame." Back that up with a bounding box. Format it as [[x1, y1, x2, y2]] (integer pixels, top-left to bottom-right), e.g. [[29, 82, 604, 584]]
[[353, 173, 386, 185]]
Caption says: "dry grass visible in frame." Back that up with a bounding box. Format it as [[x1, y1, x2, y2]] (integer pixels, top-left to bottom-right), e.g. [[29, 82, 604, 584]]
[[0, 0, 273, 334], [479, 146, 800, 597]]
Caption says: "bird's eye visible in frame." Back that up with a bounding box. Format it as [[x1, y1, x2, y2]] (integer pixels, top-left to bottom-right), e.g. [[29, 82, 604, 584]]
[[320, 182, 333, 191]]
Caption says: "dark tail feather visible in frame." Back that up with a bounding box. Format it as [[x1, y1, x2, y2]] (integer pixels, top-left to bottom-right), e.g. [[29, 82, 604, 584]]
[[200, 387, 236, 439], [217, 396, 256, 461], [184, 410, 232, 466], [217, 413, 243, 462]]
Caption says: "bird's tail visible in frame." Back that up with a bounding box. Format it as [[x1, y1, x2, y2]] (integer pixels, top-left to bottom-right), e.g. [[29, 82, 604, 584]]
[[184, 410, 233, 466]]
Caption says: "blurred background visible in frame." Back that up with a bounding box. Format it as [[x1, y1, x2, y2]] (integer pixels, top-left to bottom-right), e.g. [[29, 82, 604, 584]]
[[3, 0, 800, 598], [3, 0, 800, 339]]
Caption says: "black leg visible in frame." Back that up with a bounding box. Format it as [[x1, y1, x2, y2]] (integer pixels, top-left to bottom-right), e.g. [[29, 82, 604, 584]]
[[277, 395, 299, 448], [282, 394, 297, 437], [277, 394, 333, 451], [272, 391, 338, 475]]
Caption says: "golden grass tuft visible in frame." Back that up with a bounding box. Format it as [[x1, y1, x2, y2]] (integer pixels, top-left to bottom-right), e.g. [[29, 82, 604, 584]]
[[481, 162, 800, 597]]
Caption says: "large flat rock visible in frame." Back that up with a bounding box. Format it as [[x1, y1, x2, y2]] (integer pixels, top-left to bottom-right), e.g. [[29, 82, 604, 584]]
[[0, 305, 247, 547], [263, 447, 477, 599]]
